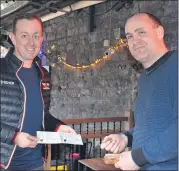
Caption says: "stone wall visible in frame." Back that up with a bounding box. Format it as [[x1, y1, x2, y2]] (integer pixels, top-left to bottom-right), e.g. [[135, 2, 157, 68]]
[[42, 0, 178, 120]]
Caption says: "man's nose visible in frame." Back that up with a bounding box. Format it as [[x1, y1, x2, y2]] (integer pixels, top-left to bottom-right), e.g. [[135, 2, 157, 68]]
[[130, 37, 141, 49], [132, 36, 140, 44], [29, 37, 35, 45]]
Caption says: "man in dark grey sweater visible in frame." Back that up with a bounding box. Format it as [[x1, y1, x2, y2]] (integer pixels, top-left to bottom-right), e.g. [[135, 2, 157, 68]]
[[101, 13, 178, 170]]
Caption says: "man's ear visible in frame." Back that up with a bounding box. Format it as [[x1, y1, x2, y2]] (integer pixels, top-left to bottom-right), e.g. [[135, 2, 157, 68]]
[[156, 26, 164, 40], [9, 32, 16, 46]]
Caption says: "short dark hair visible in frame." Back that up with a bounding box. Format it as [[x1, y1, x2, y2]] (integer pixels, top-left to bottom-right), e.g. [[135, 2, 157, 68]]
[[142, 12, 163, 28], [12, 14, 43, 33], [129, 12, 163, 28]]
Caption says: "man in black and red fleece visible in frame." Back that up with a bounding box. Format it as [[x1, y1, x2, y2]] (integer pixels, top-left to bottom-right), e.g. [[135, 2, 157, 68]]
[[0, 14, 76, 170]]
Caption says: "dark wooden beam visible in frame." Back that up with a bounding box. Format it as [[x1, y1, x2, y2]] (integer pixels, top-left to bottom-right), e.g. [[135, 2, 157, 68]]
[[0, 0, 80, 30], [88, 5, 95, 32]]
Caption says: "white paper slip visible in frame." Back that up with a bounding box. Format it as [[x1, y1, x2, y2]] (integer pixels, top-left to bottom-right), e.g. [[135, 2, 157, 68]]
[[37, 131, 83, 145]]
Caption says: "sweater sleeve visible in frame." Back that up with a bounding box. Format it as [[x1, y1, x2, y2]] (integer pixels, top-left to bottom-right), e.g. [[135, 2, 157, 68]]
[[44, 111, 65, 131], [132, 119, 178, 166], [123, 128, 134, 148]]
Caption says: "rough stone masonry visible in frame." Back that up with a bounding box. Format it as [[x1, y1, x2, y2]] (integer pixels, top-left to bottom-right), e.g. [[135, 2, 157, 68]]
[[42, 0, 178, 120]]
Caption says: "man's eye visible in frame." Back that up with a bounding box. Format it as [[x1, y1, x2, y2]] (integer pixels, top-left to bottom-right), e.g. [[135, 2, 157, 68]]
[[126, 35, 132, 39], [139, 31, 145, 35], [34, 35, 40, 39], [22, 35, 27, 38]]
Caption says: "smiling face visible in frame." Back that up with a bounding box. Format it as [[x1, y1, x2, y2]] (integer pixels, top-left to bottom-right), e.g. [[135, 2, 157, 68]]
[[9, 18, 43, 66], [125, 14, 164, 67]]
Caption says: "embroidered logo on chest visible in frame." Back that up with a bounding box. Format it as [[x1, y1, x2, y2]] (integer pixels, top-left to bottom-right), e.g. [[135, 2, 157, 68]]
[[42, 82, 50, 90], [1, 80, 15, 85]]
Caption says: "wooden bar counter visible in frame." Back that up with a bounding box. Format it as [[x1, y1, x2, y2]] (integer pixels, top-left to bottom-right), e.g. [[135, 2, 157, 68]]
[[79, 158, 122, 171]]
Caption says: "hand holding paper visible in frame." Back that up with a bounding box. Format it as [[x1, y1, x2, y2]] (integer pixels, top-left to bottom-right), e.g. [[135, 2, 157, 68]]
[[37, 131, 83, 145], [56, 125, 77, 134]]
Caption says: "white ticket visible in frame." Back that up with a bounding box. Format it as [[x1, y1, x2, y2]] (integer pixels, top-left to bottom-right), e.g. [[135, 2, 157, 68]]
[[37, 131, 83, 145]]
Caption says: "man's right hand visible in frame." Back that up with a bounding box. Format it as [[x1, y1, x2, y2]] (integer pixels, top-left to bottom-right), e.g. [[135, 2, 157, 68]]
[[100, 134, 128, 153], [14, 132, 38, 148]]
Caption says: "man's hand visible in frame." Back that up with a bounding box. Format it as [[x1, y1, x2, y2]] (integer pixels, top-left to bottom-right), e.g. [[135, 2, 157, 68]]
[[115, 151, 140, 170], [101, 134, 128, 153], [14, 132, 38, 148], [57, 125, 77, 134]]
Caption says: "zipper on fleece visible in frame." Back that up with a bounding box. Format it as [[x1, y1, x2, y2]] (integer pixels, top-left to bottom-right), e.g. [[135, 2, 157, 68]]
[[35, 62, 45, 130], [3, 62, 27, 169], [35, 62, 47, 160]]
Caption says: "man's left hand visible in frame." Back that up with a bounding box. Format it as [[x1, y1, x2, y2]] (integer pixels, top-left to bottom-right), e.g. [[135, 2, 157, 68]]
[[114, 151, 140, 170], [57, 125, 77, 134]]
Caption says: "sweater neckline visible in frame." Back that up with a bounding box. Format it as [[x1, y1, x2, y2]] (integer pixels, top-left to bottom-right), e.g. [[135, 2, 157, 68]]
[[145, 50, 173, 75]]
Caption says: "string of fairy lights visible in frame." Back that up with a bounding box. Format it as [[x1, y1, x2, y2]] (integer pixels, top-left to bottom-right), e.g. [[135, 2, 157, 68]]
[[49, 38, 127, 69]]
